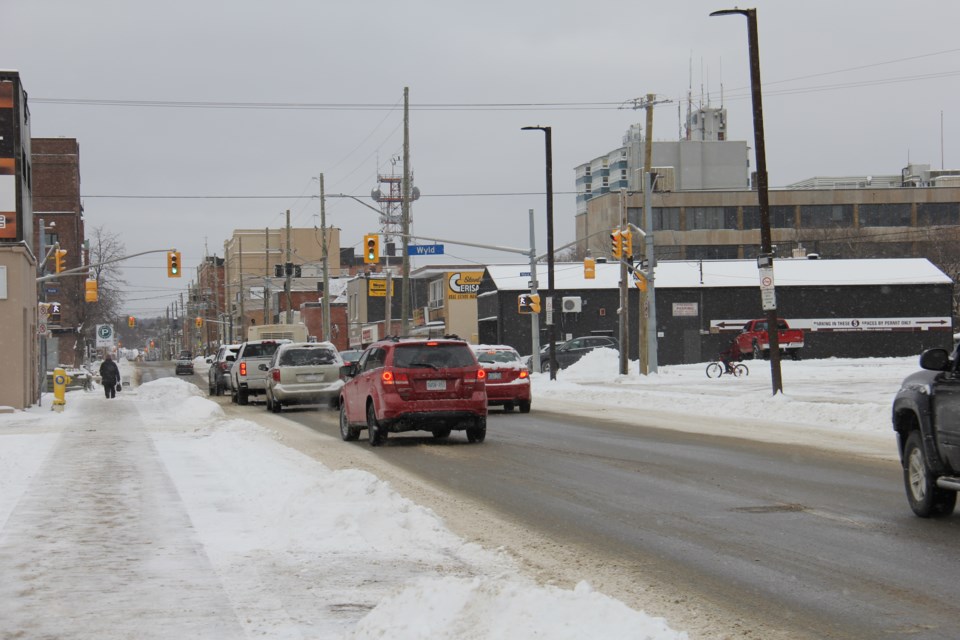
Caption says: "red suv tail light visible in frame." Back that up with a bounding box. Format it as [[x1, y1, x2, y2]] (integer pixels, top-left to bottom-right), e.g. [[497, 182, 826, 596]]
[[271, 369, 280, 382], [464, 369, 486, 384], [382, 368, 412, 398]]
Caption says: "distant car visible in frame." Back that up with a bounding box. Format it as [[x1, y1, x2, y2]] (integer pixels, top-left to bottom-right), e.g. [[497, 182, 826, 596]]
[[338, 337, 487, 446], [174, 348, 194, 375], [472, 344, 531, 413], [264, 342, 344, 413], [528, 336, 620, 373], [339, 349, 364, 368], [208, 343, 241, 396]]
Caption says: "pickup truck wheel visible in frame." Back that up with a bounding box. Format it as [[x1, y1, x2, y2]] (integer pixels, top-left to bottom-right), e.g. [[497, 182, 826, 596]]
[[339, 402, 361, 441], [466, 416, 487, 443], [366, 402, 386, 446], [789, 349, 802, 361], [238, 388, 249, 406], [904, 431, 957, 518]]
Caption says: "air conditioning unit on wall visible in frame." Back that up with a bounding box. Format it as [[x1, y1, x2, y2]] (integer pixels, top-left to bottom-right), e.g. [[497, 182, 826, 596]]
[[562, 296, 582, 313]]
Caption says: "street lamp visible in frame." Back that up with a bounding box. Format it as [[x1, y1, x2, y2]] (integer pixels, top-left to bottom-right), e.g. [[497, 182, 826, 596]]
[[521, 125, 557, 380], [710, 7, 783, 395]]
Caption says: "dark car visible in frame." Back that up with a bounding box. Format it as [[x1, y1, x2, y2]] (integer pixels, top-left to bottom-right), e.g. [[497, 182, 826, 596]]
[[175, 350, 194, 375], [893, 346, 960, 517], [338, 337, 487, 446], [528, 336, 620, 373], [208, 343, 241, 396]]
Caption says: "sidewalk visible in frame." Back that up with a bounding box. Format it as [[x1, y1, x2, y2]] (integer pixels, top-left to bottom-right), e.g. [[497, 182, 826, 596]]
[[0, 392, 244, 639]]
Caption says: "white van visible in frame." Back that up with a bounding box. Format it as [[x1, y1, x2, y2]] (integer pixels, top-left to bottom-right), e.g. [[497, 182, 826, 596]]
[[247, 323, 308, 342]]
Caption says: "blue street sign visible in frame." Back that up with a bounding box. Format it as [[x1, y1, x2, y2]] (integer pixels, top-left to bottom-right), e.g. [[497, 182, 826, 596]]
[[407, 244, 445, 256]]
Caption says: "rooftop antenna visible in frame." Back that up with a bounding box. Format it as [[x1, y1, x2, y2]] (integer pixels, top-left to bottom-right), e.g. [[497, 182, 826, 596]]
[[686, 53, 693, 140]]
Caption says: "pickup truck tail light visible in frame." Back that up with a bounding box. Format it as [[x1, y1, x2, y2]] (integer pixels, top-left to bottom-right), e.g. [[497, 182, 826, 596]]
[[239, 362, 247, 377]]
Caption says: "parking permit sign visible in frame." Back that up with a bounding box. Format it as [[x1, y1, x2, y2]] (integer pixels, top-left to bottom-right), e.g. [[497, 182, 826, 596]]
[[96, 324, 115, 347]]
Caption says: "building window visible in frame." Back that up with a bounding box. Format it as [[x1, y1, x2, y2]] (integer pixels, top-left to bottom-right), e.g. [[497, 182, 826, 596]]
[[653, 207, 682, 231], [686, 206, 737, 230], [859, 203, 911, 227], [621, 169, 627, 180], [800, 204, 853, 228], [917, 202, 958, 226], [584, 184, 592, 195], [584, 166, 591, 176], [742, 206, 795, 229], [602, 177, 609, 188]]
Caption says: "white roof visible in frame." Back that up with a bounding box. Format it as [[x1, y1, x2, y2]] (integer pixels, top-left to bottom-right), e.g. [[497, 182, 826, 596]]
[[484, 258, 950, 291]]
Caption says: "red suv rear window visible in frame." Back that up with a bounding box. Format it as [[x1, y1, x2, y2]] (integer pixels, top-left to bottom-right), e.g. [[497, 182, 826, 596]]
[[392, 343, 475, 369]]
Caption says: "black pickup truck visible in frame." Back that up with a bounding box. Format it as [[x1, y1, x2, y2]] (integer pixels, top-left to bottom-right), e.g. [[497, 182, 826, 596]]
[[892, 346, 960, 517]]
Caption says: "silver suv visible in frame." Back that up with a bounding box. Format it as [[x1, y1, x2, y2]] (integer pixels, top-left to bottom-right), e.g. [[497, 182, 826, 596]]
[[264, 342, 344, 413], [231, 339, 290, 405]]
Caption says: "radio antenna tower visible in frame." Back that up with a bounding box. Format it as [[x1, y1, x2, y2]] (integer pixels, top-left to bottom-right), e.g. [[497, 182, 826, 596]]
[[370, 155, 419, 258]]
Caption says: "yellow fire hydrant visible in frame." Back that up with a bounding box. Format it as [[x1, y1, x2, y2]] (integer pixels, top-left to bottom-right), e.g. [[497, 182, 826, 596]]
[[52, 367, 71, 412]]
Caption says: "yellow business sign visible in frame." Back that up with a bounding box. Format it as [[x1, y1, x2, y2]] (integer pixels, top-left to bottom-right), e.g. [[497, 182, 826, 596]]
[[446, 271, 483, 300], [368, 279, 395, 297]]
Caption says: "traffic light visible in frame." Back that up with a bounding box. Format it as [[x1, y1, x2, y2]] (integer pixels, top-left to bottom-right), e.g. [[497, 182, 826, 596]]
[[84, 278, 98, 303], [363, 234, 380, 264], [528, 294, 541, 314], [633, 271, 648, 292], [621, 230, 633, 260], [584, 256, 596, 280], [195, 317, 203, 328], [518, 294, 531, 314], [128, 316, 136, 328], [611, 229, 622, 260], [167, 251, 181, 277], [54, 249, 67, 274]]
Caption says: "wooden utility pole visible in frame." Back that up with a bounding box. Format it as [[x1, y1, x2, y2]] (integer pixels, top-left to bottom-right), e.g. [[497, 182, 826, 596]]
[[320, 174, 331, 341], [238, 236, 245, 341], [400, 86, 411, 335], [264, 227, 270, 324], [640, 93, 655, 375], [618, 188, 629, 375], [285, 209, 293, 324]]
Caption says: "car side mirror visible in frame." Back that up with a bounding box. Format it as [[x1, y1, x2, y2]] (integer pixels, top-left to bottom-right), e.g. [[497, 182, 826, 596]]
[[919, 348, 951, 372], [258, 363, 269, 371], [340, 364, 356, 379]]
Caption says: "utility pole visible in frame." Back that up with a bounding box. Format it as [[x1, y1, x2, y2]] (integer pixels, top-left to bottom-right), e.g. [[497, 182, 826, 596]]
[[320, 174, 331, 341], [238, 236, 245, 340], [264, 227, 270, 324], [285, 208, 293, 324], [528, 209, 541, 372], [400, 86, 412, 335], [618, 188, 629, 375]]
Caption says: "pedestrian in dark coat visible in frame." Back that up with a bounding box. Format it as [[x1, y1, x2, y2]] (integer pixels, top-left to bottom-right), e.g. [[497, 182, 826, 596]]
[[99, 354, 121, 399]]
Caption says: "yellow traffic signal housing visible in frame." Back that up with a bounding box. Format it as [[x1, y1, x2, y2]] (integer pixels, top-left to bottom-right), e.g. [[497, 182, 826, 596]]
[[84, 279, 98, 302], [363, 234, 380, 264], [195, 317, 203, 328], [167, 251, 181, 277], [633, 271, 648, 292], [584, 256, 596, 280], [528, 294, 541, 314], [621, 230, 632, 259], [610, 230, 622, 260], [54, 249, 67, 274], [128, 316, 136, 328]]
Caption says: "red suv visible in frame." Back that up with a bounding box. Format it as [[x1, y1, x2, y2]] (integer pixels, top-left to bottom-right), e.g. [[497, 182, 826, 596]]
[[338, 337, 488, 446]]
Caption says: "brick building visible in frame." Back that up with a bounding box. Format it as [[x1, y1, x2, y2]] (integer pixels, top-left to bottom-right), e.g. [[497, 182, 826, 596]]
[[32, 138, 85, 367]]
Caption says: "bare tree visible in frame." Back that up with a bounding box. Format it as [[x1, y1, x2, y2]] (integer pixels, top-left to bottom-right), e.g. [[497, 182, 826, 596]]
[[78, 226, 127, 356]]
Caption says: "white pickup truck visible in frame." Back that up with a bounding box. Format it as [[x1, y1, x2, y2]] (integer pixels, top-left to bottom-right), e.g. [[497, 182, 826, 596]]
[[230, 339, 290, 405]]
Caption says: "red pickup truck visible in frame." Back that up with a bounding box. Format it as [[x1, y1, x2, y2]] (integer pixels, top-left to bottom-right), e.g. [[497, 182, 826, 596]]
[[734, 318, 804, 361]]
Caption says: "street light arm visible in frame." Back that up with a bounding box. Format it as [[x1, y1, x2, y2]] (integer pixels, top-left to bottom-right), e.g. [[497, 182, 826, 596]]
[[329, 194, 383, 216]]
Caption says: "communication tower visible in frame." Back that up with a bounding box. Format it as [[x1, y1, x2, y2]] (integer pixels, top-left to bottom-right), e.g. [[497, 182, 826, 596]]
[[370, 156, 419, 257]]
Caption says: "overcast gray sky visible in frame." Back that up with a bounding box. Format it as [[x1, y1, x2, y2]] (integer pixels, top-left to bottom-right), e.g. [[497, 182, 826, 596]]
[[4, 0, 959, 315]]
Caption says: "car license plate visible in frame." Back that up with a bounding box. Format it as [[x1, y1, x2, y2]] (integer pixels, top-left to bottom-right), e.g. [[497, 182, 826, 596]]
[[488, 372, 502, 380], [426, 379, 446, 391], [299, 373, 322, 382]]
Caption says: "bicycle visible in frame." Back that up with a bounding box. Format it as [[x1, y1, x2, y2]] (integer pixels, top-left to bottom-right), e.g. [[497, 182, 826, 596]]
[[705, 361, 749, 378]]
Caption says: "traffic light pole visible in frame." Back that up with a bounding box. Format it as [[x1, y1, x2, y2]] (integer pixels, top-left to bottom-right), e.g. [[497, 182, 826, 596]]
[[36, 248, 178, 282]]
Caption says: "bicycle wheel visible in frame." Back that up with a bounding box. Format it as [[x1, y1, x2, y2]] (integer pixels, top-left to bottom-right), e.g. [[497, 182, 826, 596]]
[[705, 362, 724, 378], [734, 363, 749, 377]]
